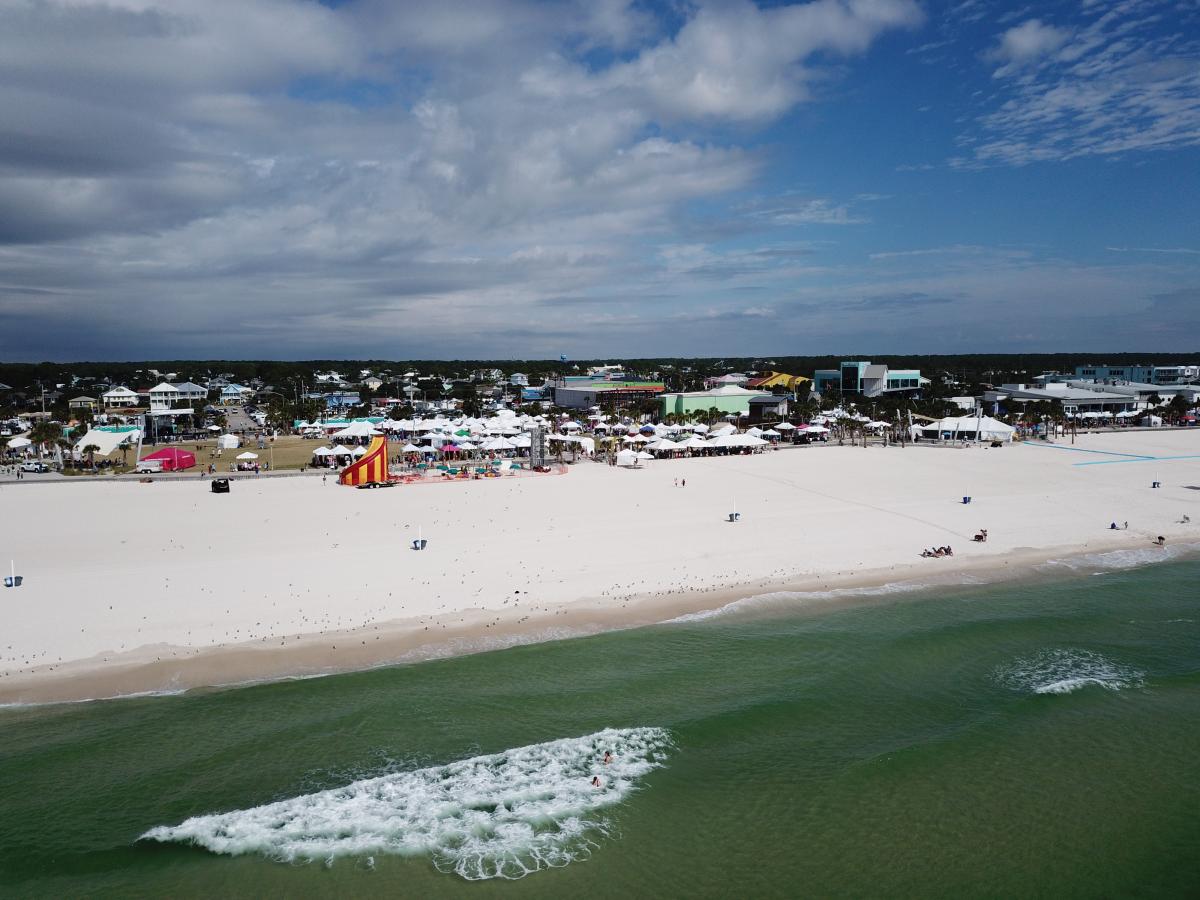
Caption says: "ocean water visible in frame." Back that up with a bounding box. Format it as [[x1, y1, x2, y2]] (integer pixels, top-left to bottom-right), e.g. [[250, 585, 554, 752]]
[[2, 556, 1198, 898]]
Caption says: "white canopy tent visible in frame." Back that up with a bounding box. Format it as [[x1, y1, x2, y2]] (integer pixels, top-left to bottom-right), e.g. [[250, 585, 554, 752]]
[[921, 415, 1015, 442], [331, 422, 381, 439], [236, 451, 259, 460], [615, 448, 638, 467], [72, 428, 141, 456]]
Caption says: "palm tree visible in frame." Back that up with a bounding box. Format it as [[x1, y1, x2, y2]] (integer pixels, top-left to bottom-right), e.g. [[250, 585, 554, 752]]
[[27, 421, 62, 460], [82, 443, 101, 470]]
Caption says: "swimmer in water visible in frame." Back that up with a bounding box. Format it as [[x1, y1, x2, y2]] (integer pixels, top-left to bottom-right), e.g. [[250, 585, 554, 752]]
[[603, 750, 612, 765], [591, 776, 602, 787]]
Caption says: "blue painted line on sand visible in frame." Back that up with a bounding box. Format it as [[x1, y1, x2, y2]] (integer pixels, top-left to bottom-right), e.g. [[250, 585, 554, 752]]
[[1073, 454, 1200, 467], [1020, 442, 1155, 460]]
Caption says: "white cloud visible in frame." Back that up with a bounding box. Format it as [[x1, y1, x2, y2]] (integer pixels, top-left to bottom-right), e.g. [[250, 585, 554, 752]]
[[959, 0, 1200, 166], [988, 18, 1069, 68], [607, 0, 923, 121]]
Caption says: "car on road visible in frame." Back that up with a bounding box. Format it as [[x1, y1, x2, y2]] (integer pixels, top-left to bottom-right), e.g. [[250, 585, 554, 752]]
[[19, 461, 50, 473]]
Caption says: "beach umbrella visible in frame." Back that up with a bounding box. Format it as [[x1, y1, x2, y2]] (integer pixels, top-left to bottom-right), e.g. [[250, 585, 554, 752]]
[[236, 451, 258, 460]]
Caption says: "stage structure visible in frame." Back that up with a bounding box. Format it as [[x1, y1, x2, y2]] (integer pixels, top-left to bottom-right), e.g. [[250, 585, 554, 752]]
[[339, 436, 391, 485], [529, 426, 547, 469]]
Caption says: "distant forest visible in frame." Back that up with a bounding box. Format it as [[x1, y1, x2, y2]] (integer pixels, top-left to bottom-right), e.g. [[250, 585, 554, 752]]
[[0, 352, 1195, 391]]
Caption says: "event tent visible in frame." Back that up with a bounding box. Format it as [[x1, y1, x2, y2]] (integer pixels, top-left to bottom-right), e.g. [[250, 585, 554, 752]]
[[141, 447, 196, 471], [217, 434, 240, 450], [921, 415, 1015, 442], [331, 422, 381, 439], [73, 428, 141, 457]]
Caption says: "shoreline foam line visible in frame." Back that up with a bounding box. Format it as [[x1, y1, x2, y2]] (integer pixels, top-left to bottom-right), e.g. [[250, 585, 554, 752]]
[[141, 726, 672, 881]]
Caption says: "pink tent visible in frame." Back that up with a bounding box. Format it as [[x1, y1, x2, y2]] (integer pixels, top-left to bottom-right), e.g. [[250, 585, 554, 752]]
[[142, 447, 196, 471], [440, 443, 459, 453]]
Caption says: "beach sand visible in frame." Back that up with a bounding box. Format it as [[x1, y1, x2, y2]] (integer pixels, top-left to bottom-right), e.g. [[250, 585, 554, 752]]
[[2, 430, 1196, 704]]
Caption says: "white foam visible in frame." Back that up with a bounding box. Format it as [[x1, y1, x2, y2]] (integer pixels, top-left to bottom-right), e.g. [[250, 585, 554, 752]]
[[142, 726, 671, 880], [995, 648, 1144, 696], [1039, 541, 1200, 574], [663, 575, 986, 625]]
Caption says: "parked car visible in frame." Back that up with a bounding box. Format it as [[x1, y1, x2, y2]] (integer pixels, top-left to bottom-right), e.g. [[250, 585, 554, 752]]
[[19, 461, 50, 473]]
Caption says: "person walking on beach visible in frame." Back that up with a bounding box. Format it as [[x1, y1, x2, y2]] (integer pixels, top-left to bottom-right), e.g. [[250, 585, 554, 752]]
[[681, 478, 686, 488]]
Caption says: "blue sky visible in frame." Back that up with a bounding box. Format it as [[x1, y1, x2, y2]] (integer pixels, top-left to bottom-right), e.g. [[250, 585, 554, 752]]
[[0, 0, 1197, 360]]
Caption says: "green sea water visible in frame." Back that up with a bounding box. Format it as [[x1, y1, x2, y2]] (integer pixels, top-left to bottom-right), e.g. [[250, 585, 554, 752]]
[[2, 552, 1199, 898]]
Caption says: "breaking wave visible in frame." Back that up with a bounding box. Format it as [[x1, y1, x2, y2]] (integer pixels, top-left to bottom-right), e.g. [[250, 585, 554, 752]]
[[1038, 542, 1200, 574], [142, 726, 671, 880], [995, 648, 1145, 696], [664, 575, 987, 625]]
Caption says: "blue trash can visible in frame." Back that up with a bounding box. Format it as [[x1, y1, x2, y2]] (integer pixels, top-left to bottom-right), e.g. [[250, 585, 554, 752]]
[[963, 496, 972, 504]]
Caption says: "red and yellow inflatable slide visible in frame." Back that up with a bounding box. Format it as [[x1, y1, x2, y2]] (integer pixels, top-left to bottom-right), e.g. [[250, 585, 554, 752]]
[[338, 436, 390, 486]]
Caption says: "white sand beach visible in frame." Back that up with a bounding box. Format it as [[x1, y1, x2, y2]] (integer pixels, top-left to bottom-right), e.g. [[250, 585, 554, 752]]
[[2, 430, 1197, 704]]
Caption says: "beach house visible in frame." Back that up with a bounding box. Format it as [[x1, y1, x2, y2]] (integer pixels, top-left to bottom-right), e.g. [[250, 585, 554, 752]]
[[101, 386, 140, 408]]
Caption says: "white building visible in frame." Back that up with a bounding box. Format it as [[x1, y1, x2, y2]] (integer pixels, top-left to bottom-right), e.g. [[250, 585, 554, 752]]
[[172, 381, 208, 403], [102, 386, 140, 408], [985, 383, 1137, 415], [148, 382, 181, 412], [509, 373, 530, 386]]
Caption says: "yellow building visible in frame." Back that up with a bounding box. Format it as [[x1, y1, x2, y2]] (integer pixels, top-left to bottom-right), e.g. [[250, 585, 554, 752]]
[[745, 372, 810, 392]]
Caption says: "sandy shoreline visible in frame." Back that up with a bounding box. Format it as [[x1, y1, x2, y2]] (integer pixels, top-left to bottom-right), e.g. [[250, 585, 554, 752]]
[[2, 431, 1197, 705]]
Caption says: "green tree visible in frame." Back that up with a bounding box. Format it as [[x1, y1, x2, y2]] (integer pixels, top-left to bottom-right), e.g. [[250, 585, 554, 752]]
[[28, 421, 62, 459]]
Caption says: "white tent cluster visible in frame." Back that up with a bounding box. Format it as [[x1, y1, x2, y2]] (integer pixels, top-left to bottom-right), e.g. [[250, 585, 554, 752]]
[[920, 415, 1015, 442]]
